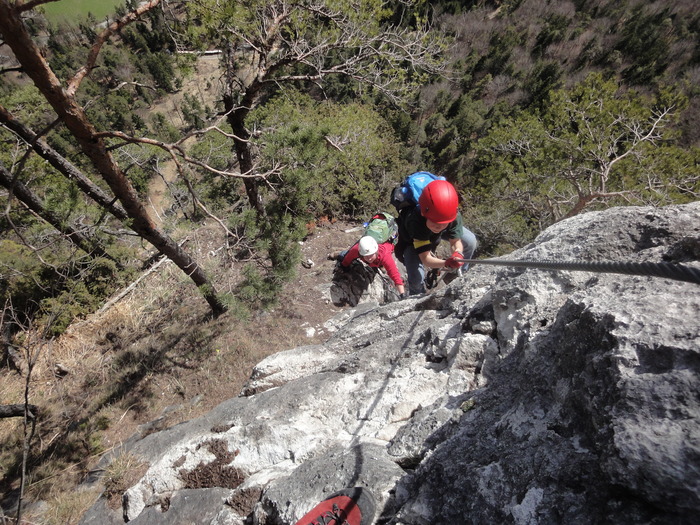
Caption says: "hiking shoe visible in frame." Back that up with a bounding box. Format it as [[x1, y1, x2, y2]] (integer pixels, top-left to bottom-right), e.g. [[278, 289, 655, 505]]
[[425, 268, 440, 289], [295, 487, 375, 525]]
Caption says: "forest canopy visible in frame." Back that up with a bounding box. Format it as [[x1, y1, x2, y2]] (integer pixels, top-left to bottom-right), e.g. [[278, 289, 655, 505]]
[[0, 0, 698, 326]]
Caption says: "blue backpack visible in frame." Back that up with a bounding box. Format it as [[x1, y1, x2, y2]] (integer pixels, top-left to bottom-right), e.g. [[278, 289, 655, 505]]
[[390, 171, 446, 212]]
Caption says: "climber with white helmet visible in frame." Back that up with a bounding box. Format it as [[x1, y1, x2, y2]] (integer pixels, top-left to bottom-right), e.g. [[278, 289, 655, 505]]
[[396, 178, 478, 295], [332, 235, 406, 298], [358, 236, 380, 259]]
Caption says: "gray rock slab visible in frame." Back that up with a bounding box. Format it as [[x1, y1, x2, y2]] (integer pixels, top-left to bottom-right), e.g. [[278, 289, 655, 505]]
[[79, 202, 700, 525]]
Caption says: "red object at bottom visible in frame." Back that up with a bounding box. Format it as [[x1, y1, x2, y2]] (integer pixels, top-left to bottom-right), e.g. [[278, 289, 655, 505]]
[[295, 487, 375, 525]]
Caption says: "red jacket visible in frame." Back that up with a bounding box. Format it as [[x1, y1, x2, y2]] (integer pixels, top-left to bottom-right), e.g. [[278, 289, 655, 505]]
[[341, 241, 404, 287]]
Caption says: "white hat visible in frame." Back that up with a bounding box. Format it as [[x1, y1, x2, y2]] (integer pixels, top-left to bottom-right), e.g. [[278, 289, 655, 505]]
[[358, 236, 379, 257]]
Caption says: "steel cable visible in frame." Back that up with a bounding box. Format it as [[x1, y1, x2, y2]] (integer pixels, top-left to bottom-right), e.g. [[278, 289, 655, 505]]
[[456, 258, 700, 286]]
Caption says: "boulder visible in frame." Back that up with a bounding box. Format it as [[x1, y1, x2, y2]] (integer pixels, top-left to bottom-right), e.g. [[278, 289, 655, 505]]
[[330, 259, 401, 306]]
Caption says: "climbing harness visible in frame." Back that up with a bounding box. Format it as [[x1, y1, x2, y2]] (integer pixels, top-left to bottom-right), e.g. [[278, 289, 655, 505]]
[[454, 257, 700, 286]]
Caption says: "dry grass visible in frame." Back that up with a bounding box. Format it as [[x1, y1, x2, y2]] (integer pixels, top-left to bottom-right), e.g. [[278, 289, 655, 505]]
[[102, 453, 148, 510], [31, 486, 102, 525]]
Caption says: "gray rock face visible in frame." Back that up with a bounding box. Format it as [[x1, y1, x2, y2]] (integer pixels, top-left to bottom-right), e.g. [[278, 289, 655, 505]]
[[79, 203, 700, 525], [330, 259, 401, 306]]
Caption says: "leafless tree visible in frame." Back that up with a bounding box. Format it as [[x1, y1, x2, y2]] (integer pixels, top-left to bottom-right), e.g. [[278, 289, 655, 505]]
[[0, 297, 49, 525], [185, 0, 450, 215], [0, 0, 227, 315]]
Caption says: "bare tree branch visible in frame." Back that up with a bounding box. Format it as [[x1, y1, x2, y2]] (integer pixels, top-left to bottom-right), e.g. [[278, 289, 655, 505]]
[[0, 65, 23, 75], [15, 0, 61, 14], [109, 80, 158, 93], [93, 129, 272, 179], [66, 0, 163, 96], [0, 403, 38, 419], [0, 0, 227, 315], [193, 0, 449, 214], [0, 103, 130, 221], [0, 161, 121, 263]]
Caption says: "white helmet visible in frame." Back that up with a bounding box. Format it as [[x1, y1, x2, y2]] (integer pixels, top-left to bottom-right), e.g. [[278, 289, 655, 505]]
[[358, 236, 378, 257]]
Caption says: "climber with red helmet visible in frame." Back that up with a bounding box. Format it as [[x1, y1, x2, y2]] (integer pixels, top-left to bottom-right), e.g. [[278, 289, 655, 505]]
[[396, 178, 478, 295]]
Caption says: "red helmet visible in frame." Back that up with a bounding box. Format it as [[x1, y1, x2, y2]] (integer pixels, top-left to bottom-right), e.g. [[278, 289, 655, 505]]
[[419, 180, 459, 224]]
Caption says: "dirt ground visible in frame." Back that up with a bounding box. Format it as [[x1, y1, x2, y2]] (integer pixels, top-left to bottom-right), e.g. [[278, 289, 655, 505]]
[[91, 218, 369, 457], [279, 220, 366, 334], [109, 217, 368, 415], [145, 54, 224, 224]]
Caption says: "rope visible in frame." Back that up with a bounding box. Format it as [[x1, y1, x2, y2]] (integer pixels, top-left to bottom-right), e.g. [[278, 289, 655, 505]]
[[456, 258, 700, 286]]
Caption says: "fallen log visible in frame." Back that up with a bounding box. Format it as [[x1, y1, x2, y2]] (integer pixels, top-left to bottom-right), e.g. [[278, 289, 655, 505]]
[[0, 403, 38, 420]]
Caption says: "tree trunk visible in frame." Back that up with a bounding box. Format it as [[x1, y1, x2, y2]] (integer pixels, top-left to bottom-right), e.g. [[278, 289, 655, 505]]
[[223, 93, 265, 218], [0, 162, 120, 265], [0, 104, 129, 221], [0, 2, 226, 317]]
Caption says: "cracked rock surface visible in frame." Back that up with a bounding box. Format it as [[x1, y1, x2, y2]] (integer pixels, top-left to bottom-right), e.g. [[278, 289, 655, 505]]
[[80, 202, 700, 525]]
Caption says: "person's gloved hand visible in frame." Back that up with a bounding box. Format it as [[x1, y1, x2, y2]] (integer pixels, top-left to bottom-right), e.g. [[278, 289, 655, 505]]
[[444, 251, 464, 269], [400, 291, 409, 300]]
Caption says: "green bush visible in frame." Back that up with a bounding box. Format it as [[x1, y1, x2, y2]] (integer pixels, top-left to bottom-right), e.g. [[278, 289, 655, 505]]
[[472, 72, 693, 253], [250, 90, 409, 220], [37, 257, 123, 334], [532, 14, 571, 58]]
